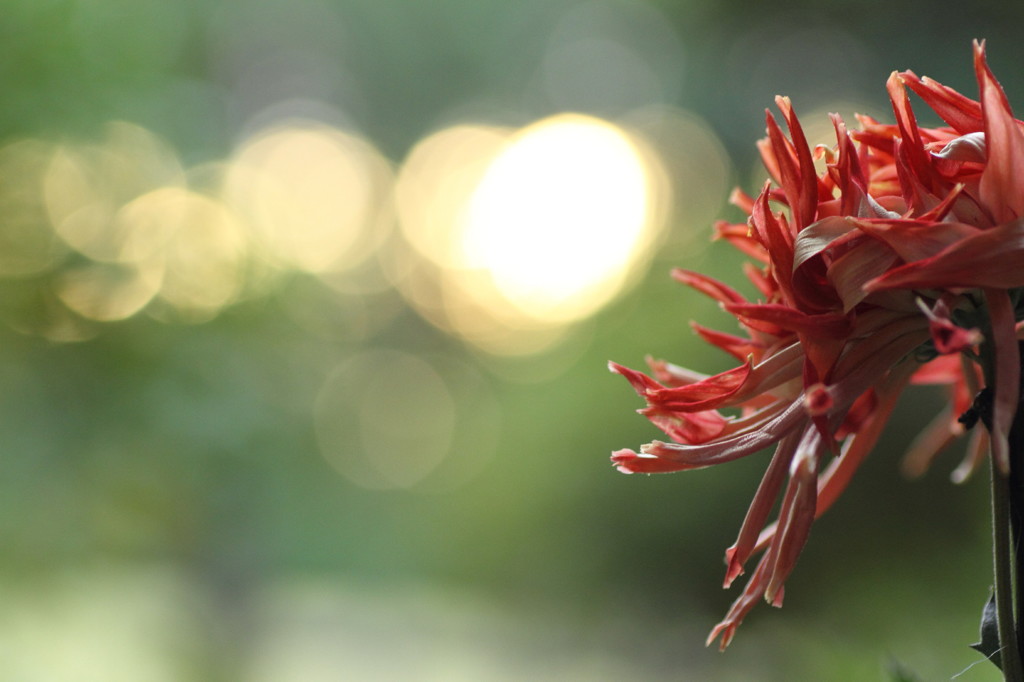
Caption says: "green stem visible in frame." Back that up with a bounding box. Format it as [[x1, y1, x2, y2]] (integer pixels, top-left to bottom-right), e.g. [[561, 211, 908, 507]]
[[980, 319, 1024, 680], [1008, 342, 1024, 659], [993, 462, 1024, 681]]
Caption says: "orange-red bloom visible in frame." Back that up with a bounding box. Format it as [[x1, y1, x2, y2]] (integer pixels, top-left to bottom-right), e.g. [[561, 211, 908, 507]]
[[611, 41, 1024, 649]]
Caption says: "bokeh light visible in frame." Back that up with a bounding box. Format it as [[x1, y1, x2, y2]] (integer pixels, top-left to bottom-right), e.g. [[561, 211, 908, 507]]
[[55, 260, 164, 322], [143, 188, 250, 321], [221, 120, 393, 275], [44, 122, 186, 265], [394, 124, 511, 272], [314, 349, 498, 491], [621, 106, 733, 240], [36, 122, 263, 326], [9, 115, 398, 332], [393, 113, 670, 355], [463, 114, 658, 321], [0, 140, 69, 278]]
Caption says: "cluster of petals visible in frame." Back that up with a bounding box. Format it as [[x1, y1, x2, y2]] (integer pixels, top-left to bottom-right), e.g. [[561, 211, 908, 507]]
[[611, 41, 1024, 649]]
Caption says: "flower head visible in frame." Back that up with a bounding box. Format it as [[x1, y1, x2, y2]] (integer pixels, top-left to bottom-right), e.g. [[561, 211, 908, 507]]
[[611, 40, 1024, 649]]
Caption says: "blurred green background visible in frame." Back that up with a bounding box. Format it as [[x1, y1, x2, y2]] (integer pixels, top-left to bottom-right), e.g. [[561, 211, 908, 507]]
[[0, 0, 1020, 679]]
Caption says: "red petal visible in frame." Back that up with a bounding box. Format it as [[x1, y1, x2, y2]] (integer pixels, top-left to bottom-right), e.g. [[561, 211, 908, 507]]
[[638, 398, 808, 469], [772, 96, 821, 230], [864, 218, 1024, 291], [611, 358, 761, 416], [645, 356, 709, 387], [826, 237, 901, 312], [764, 433, 821, 605], [791, 216, 884, 312], [672, 268, 746, 305], [743, 262, 774, 300], [723, 302, 851, 339], [975, 40, 1024, 224], [933, 132, 987, 163], [611, 449, 690, 474], [648, 361, 752, 410], [900, 405, 960, 478], [724, 430, 802, 588], [792, 216, 858, 271], [690, 322, 761, 361], [887, 71, 936, 195], [828, 114, 872, 217], [900, 69, 983, 135], [749, 185, 795, 306], [641, 406, 728, 444], [893, 136, 944, 216], [803, 383, 833, 416], [815, 360, 918, 513], [707, 557, 770, 650], [714, 221, 769, 263], [608, 361, 660, 397], [729, 187, 756, 214], [916, 297, 983, 355], [853, 218, 979, 263]]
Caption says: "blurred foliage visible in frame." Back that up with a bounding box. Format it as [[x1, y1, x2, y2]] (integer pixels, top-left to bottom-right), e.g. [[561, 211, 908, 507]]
[[0, 0, 1016, 679]]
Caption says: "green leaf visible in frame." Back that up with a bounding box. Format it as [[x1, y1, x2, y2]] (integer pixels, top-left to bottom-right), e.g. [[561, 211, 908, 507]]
[[969, 591, 1003, 671]]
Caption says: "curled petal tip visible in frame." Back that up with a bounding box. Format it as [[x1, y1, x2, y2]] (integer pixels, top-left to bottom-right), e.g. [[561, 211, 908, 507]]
[[706, 624, 734, 651], [723, 559, 744, 589], [803, 383, 833, 416], [915, 297, 985, 354], [610, 449, 637, 474]]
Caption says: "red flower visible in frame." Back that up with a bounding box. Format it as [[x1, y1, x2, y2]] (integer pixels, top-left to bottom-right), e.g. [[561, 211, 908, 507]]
[[611, 40, 1024, 649]]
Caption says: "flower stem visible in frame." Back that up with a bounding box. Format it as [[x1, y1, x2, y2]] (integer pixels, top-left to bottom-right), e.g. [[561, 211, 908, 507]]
[[992, 459, 1023, 680], [1007, 341, 1024, 679], [991, 340, 1024, 681]]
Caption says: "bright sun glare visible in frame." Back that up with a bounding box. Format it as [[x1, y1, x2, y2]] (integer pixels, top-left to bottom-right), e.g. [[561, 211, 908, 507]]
[[393, 113, 669, 355], [463, 114, 655, 323]]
